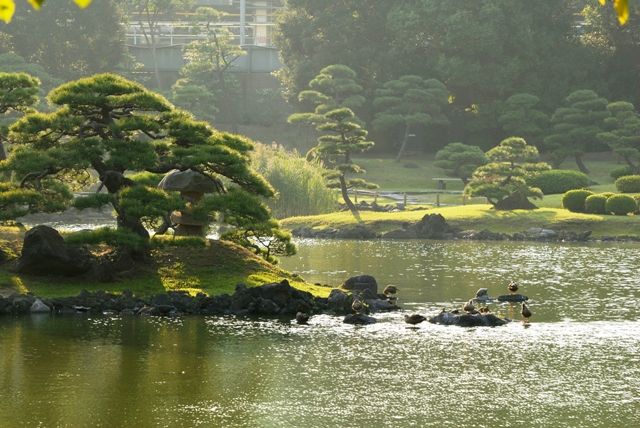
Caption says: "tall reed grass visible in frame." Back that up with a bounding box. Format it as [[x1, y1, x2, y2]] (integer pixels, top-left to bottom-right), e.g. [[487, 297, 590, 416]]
[[251, 143, 337, 219]]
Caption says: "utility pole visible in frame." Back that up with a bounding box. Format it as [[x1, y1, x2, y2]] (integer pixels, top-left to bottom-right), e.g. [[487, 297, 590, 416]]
[[240, 0, 246, 45]]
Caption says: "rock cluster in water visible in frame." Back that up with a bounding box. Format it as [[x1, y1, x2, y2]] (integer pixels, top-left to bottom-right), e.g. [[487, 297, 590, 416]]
[[0, 276, 400, 320]]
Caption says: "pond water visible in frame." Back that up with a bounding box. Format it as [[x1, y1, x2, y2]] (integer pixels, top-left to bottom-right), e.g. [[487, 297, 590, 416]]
[[1, 239, 639, 427]]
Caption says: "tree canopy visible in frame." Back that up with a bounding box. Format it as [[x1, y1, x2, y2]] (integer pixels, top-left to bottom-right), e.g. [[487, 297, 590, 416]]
[[0, 0, 127, 82], [0, 73, 292, 261]]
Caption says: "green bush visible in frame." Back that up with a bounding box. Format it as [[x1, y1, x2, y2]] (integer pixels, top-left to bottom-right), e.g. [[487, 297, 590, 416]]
[[634, 195, 640, 214], [605, 194, 638, 215], [610, 166, 633, 180], [562, 189, 594, 213], [584, 194, 608, 214], [526, 169, 590, 195], [615, 175, 640, 193]]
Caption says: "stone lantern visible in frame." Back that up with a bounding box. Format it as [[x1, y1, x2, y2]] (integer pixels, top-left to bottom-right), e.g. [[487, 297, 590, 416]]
[[157, 169, 217, 237]]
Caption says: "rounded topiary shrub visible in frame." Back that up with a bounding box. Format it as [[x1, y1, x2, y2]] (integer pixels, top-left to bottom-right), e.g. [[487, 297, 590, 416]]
[[610, 166, 633, 180], [562, 189, 594, 213], [584, 194, 608, 214], [605, 194, 638, 215], [526, 170, 590, 195], [615, 175, 640, 193]]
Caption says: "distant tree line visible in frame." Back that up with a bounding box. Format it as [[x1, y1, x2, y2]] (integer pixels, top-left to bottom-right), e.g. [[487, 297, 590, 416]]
[[274, 0, 640, 154]]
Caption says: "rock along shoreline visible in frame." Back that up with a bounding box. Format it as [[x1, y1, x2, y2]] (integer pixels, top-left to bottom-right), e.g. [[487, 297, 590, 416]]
[[0, 276, 400, 325], [292, 212, 640, 244]]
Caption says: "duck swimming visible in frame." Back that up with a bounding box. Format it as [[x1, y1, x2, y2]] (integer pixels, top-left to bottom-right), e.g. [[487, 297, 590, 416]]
[[521, 302, 532, 323], [404, 314, 427, 325], [508, 281, 519, 294]]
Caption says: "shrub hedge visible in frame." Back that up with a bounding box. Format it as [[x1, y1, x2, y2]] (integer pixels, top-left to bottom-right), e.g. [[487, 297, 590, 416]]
[[634, 195, 640, 214], [526, 169, 590, 195], [605, 194, 638, 215], [584, 194, 608, 214], [615, 175, 640, 193], [610, 166, 633, 180], [562, 189, 594, 213]]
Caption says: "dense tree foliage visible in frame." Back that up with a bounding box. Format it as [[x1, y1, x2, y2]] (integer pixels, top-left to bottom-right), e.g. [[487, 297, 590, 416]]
[[273, 0, 401, 106], [0, 1, 92, 24], [498, 93, 549, 147], [582, 2, 640, 107], [0, 0, 127, 82], [464, 137, 551, 210], [0, 73, 292, 260], [372, 76, 450, 162], [0, 53, 63, 92]]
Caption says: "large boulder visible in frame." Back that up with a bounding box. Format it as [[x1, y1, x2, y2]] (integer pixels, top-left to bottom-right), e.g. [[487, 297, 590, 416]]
[[343, 313, 377, 324], [15, 225, 94, 276], [341, 275, 378, 294], [415, 213, 461, 239], [428, 311, 509, 327]]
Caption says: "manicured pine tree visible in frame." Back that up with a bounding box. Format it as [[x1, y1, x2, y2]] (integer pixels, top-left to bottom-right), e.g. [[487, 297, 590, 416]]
[[597, 101, 640, 175], [464, 137, 551, 210], [544, 90, 610, 174], [372, 75, 450, 162]]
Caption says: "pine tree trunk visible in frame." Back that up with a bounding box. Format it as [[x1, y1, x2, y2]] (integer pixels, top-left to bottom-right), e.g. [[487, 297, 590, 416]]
[[623, 155, 639, 175], [574, 154, 589, 175], [394, 124, 411, 163], [340, 175, 358, 215]]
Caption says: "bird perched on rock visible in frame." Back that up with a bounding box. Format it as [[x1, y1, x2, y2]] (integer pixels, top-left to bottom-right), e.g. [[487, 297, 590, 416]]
[[508, 281, 519, 294], [521, 302, 532, 323], [404, 313, 427, 325], [463, 300, 475, 315], [296, 312, 310, 324], [352, 299, 363, 314], [383, 284, 398, 297]]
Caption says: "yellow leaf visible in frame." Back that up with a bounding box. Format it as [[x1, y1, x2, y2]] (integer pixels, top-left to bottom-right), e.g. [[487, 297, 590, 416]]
[[600, 0, 630, 25], [26, 0, 44, 10], [0, 0, 15, 23], [73, 0, 92, 8], [614, 0, 629, 25]]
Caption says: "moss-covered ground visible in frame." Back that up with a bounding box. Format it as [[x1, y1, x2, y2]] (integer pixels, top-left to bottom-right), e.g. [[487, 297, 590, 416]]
[[0, 229, 332, 299]]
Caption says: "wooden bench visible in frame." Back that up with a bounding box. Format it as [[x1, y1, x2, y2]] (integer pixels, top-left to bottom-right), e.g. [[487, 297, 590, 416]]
[[432, 178, 466, 190]]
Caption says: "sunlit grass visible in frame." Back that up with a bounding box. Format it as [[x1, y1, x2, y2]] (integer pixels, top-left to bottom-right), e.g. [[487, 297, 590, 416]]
[[280, 204, 640, 237]]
